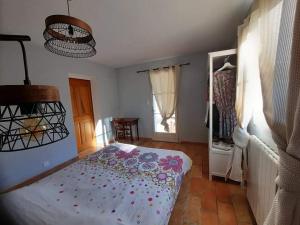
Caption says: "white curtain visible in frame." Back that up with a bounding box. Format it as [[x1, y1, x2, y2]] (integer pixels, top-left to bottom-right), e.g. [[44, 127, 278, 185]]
[[149, 66, 180, 132], [258, 0, 285, 144], [264, 0, 300, 224], [231, 0, 300, 223], [226, 4, 262, 183], [227, 0, 283, 183]]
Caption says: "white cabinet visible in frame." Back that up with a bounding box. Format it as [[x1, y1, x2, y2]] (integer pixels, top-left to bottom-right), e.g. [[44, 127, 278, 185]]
[[209, 147, 233, 178]]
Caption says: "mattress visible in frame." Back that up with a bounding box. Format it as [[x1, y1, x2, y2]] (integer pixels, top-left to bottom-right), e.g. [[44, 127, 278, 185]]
[[0, 143, 192, 225]]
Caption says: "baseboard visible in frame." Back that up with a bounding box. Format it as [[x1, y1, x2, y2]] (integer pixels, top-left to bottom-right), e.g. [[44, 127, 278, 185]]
[[110, 137, 152, 143], [110, 137, 208, 146], [180, 140, 208, 145]]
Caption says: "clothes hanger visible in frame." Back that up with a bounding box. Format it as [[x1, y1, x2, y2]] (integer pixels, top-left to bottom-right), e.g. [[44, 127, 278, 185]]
[[217, 56, 236, 72]]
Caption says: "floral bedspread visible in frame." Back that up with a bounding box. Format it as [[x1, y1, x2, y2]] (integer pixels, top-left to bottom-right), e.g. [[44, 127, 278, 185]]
[[1, 143, 192, 225]]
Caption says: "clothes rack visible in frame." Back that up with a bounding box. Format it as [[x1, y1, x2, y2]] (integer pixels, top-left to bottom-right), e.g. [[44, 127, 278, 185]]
[[208, 49, 237, 180]]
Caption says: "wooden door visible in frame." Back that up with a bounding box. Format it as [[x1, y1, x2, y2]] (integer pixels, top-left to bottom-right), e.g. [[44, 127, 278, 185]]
[[69, 78, 96, 152]]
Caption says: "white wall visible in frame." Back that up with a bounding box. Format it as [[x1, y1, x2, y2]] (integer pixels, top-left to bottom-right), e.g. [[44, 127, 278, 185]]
[[117, 53, 208, 143], [0, 42, 119, 191]]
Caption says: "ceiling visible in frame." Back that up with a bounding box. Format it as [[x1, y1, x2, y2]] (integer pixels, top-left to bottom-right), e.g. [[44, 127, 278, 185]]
[[0, 0, 252, 68]]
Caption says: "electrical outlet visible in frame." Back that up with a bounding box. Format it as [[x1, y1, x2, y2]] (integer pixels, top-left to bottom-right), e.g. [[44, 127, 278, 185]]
[[43, 161, 50, 168]]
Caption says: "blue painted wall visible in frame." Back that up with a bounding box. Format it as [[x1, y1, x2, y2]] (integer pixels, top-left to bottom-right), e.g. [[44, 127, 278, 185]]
[[117, 53, 209, 143], [0, 43, 119, 191]]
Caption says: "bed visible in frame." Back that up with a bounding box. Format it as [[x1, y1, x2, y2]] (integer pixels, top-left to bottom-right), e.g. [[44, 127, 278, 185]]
[[0, 143, 192, 225]]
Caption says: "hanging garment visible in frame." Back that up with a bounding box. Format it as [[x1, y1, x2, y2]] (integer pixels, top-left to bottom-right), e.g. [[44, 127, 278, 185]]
[[206, 104, 220, 138], [205, 77, 220, 137], [213, 69, 237, 139]]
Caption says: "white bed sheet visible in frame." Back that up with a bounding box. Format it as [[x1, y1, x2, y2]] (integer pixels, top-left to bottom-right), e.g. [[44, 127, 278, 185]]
[[0, 143, 192, 225]]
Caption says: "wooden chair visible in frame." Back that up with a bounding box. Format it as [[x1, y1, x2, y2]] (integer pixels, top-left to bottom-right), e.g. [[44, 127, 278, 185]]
[[112, 120, 130, 140]]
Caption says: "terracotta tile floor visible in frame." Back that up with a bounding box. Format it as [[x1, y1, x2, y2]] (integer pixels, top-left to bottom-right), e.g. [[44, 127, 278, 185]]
[[116, 139, 256, 225]]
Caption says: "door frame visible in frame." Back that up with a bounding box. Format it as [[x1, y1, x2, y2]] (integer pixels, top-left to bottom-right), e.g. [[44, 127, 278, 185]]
[[68, 74, 96, 152]]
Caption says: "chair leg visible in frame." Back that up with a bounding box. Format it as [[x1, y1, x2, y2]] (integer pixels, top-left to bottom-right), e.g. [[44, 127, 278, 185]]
[[130, 125, 133, 142]]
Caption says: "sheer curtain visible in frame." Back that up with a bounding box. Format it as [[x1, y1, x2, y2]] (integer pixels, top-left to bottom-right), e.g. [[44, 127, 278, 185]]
[[149, 66, 180, 132], [227, 0, 283, 183], [226, 3, 263, 183]]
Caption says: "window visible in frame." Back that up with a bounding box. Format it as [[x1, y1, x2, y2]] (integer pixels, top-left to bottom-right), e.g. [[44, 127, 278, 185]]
[[153, 95, 176, 134]]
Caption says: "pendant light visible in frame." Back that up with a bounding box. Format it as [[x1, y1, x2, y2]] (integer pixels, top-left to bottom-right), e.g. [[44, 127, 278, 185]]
[[43, 0, 96, 58], [0, 34, 69, 152]]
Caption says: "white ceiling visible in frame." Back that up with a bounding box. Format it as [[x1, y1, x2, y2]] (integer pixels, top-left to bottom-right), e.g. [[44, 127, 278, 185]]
[[0, 0, 252, 68]]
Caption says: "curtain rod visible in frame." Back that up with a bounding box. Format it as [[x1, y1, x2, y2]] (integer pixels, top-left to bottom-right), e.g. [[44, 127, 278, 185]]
[[136, 62, 190, 74]]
